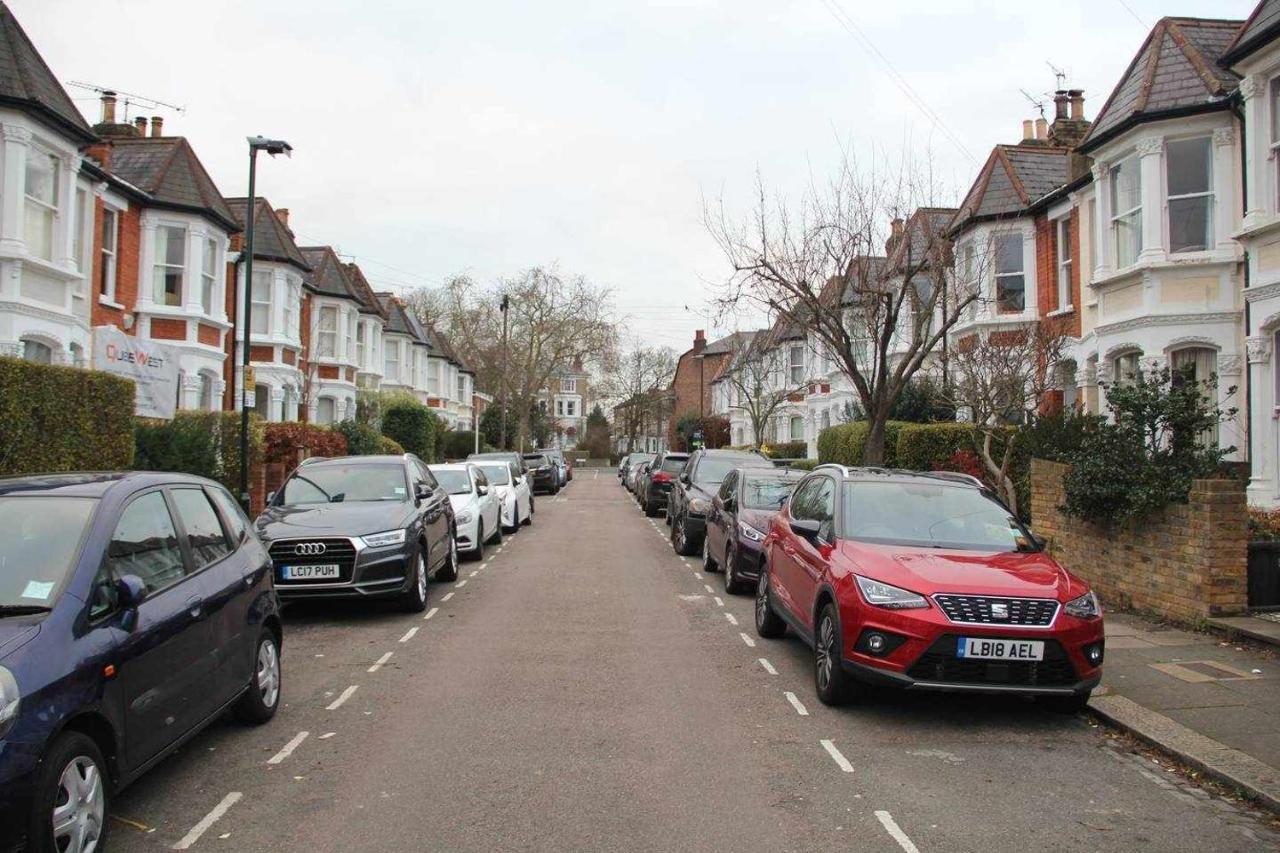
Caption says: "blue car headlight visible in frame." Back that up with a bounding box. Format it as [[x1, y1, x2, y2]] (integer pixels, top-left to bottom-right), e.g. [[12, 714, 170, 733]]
[[0, 666, 20, 740]]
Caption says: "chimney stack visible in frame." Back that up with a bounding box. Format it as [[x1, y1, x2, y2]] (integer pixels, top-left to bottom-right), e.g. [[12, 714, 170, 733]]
[[887, 217, 905, 254], [100, 91, 117, 124], [1022, 119, 1034, 142], [1035, 117, 1048, 140], [276, 207, 290, 230], [134, 116, 148, 135], [1053, 90, 1070, 120], [150, 116, 164, 137], [1069, 88, 1085, 120], [693, 329, 706, 354]]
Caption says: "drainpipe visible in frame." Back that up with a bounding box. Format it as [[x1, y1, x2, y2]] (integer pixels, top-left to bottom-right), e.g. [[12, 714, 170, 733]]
[[1234, 97, 1252, 473]]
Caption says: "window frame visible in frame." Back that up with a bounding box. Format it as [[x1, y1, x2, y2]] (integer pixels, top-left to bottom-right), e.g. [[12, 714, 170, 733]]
[[152, 224, 188, 307], [789, 345, 805, 384], [1112, 350, 1142, 387], [169, 486, 234, 572], [99, 207, 119, 301], [561, 377, 577, 393], [105, 488, 192, 599], [1056, 217, 1072, 311], [789, 415, 805, 441], [317, 305, 339, 358], [23, 149, 58, 262], [1110, 155, 1142, 268], [993, 232, 1025, 314], [385, 338, 400, 382], [200, 236, 218, 314], [1165, 136, 1214, 254], [250, 269, 272, 336]]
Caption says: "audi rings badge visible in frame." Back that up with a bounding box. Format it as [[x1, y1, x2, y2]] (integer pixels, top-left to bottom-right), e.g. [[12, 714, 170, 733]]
[[294, 542, 327, 557]]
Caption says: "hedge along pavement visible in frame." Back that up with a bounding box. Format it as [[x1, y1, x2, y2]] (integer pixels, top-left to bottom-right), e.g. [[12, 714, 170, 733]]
[[380, 399, 444, 463], [134, 411, 266, 493], [0, 358, 135, 476]]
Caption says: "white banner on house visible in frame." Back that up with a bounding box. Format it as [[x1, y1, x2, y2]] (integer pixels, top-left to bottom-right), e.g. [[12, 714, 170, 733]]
[[92, 327, 180, 420]]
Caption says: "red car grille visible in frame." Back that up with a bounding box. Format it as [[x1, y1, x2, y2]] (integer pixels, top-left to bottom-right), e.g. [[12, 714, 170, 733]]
[[933, 594, 1058, 627], [907, 635, 1079, 687]]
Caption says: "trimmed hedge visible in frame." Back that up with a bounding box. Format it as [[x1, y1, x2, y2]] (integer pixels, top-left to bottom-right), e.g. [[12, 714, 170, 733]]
[[264, 422, 347, 465], [381, 401, 443, 462], [134, 412, 264, 493], [895, 423, 977, 472], [0, 358, 136, 476], [785, 459, 820, 471], [440, 430, 479, 460], [816, 421, 907, 467], [763, 440, 808, 459], [334, 420, 383, 456], [379, 436, 405, 455]]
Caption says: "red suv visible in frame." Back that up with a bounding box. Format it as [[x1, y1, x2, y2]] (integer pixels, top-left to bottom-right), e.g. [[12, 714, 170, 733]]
[[754, 465, 1104, 711]]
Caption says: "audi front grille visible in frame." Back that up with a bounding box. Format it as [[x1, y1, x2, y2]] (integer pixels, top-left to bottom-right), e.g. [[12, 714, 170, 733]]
[[267, 537, 358, 583]]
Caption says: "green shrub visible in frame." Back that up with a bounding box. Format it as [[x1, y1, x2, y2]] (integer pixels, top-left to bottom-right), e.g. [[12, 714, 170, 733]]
[[335, 420, 383, 456], [815, 421, 906, 466], [0, 358, 135, 476], [440, 430, 479, 460], [785, 459, 820, 471], [381, 401, 443, 462], [895, 423, 976, 471], [764, 440, 808, 459], [264, 422, 348, 464], [379, 435, 405, 455], [134, 411, 263, 493]]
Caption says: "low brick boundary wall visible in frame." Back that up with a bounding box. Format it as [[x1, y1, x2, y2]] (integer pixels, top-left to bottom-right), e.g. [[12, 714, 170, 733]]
[[1030, 458, 1247, 621]]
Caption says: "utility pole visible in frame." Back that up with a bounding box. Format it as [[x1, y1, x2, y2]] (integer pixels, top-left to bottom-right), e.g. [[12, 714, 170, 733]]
[[499, 294, 510, 450]]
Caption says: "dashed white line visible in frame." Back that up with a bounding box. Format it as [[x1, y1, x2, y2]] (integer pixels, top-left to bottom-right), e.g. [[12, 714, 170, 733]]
[[820, 739, 854, 773], [266, 731, 309, 765], [173, 792, 242, 849], [738, 632, 756, 648], [725, 612, 739, 626], [875, 811, 921, 853], [318, 732, 336, 739], [758, 658, 778, 675], [704, 584, 715, 594], [442, 592, 455, 602], [469, 570, 479, 577], [367, 652, 393, 673], [714, 596, 724, 607], [455, 579, 468, 588], [784, 691, 809, 716], [691, 571, 701, 580], [399, 626, 419, 643], [423, 607, 439, 621], [326, 685, 358, 710], [478, 562, 488, 570]]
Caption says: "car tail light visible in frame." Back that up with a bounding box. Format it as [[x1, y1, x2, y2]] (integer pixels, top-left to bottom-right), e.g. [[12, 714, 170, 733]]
[[653, 472, 672, 483]]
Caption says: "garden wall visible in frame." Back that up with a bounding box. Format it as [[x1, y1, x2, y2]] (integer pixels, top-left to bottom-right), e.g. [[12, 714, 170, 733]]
[[1030, 459, 1247, 621]]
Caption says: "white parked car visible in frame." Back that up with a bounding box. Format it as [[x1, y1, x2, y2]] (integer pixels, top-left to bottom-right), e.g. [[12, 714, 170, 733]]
[[429, 463, 502, 560], [473, 460, 533, 533]]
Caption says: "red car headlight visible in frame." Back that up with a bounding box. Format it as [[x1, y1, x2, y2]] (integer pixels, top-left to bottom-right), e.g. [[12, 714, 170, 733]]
[[1064, 590, 1102, 619], [855, 575, 929, 610]]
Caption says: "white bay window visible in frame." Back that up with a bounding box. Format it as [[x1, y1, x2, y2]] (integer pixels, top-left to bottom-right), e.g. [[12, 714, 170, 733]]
[[1110, 155, 1142, 268], [995, 233, 1025, 313], [153, 225, 187, 306], [317, 306, 338, 358], [200, 237, 218, 314], [250, 270, 272, 335], [1166, 137, 1213, 253], [23, 150, 57, 261]]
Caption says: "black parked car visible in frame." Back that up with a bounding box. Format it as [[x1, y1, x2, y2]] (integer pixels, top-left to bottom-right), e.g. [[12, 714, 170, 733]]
[[522, 453, 560, 495], [703, 467, 806, 593], [668, 449, 775, 556], [640, 452, 689, 518], [538, 448, 569, 488], [0, 472, 281, 853], [256, 455, 456, 611]]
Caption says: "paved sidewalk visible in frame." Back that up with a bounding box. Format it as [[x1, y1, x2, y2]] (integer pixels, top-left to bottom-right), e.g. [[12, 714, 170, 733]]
[[1092, 612, 1280, 809]]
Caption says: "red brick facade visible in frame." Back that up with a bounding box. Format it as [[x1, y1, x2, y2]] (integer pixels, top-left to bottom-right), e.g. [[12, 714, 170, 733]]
[[1033, 209, 1082, 338], [668, 329, 732, 445], [150, 318, 186, 340]]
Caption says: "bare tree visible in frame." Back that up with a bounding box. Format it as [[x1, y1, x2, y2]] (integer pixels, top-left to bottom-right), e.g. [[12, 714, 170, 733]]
[[717, 329, 807, 449], [602, 340, 677, 452], [440, 266, 617, 450], [941, 322, 1069, 517], [706, 152, 982, 465]]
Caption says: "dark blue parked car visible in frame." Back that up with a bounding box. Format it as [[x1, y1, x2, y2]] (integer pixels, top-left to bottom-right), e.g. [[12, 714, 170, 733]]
[[0, 472, 282, 853]]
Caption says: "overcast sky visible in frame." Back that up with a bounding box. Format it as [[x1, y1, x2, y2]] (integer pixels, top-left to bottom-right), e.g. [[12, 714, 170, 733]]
[[28, 0, 1258, 353]]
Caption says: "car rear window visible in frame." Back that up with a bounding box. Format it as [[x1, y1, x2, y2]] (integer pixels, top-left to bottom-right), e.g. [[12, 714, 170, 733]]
[[843, 481, 1034, 552], [659, 456, 688, 474], [694, 455, 770, 484], [524, 455, 550, 467]]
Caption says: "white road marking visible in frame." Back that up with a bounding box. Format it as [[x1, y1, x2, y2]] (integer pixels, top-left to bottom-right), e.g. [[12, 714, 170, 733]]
[[479, 562, 488, 570], [266, 731, 309, 765], [399, 626, 419, 643], [469, 570, 478, 577], [784, 691, 809, 716], [704, 584, 715, 594], [739, 632, 756, 648], [725, 612, 739, 626], [820, 739, 854, 773], [875, 811, 921, 853], [423, 607, 439, 620], [172, 792, 242, 849], [318, 732, 336, 739], [442, 592, 455, 602], [758, 658, 778, 675], [326, 685, 358, 710], [367, 652, 393, 673], [692, 571, 700, 579], [455, 579, 468, 588], [714, 596, 724, 607]]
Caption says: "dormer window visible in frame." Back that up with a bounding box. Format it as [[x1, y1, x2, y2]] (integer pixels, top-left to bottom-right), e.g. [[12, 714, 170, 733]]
[[24, 151, 58, 261], [1110, 155, 1142, 268], [1166, 137, 1213, 253], [994, 233, 1024, 313]]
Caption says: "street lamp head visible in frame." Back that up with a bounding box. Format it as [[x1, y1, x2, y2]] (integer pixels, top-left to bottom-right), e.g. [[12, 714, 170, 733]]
[[247, 135, 293, 157]]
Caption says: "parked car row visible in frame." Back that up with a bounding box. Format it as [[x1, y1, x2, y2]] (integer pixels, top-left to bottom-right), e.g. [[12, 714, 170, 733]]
[[623, 450, 1107, 714]]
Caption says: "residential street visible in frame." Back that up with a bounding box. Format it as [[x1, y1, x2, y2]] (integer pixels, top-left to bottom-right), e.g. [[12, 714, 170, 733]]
[[100, 470, 1279, 852]]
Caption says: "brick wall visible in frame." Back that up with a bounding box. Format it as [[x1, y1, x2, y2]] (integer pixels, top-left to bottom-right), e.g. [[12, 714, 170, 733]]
[[1030, 459, 1247, 621], [668, 348, 730, 444], [90, 201, 143, 330], [1032, 210, 1082, 337]]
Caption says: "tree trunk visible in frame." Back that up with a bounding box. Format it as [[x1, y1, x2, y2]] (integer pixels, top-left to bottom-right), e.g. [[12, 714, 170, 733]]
[[863, 414, 887, 466]]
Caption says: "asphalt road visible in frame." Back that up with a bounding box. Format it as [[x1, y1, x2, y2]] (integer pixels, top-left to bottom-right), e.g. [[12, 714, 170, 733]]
[[107, 469, 1280, 852]]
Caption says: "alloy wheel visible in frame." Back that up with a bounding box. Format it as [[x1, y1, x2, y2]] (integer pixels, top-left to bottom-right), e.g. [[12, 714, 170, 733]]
[[724, 544, 736, 592], [816, 614, 835, 693], [755, 573, 769, 628], [258, 637, 281, 709], [416, 553, 428, 604], [51, 755, 104, 853]]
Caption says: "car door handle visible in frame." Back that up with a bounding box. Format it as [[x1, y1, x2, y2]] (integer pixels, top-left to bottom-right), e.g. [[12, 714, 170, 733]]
[[185, 595, 203, 620]]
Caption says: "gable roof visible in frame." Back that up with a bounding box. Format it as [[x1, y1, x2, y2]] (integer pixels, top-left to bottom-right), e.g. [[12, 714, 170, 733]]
[[1082, 17, 1242, 152], [109, 137, 239, 231], [299, 246, 360, 303], [888, 207, 957, 270], [1222, 0, 1280, 66], [951, 145, 1069, 233], [342, 262, 388, 318], [701, 331, 750, 356], [425, 326, 473, 372], [225, 197, 309, 272], [375, 292, 429, 344], [0, 3, 94, 143]]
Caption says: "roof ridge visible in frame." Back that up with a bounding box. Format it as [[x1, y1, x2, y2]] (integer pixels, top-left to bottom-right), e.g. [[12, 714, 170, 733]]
[[1166, 17, 1233, 96]]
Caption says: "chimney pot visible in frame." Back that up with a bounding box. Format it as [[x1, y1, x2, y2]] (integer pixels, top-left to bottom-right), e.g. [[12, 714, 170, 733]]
[[101, 91, 117, 124], [276, 207, 290, 229], [1022, 119, 1034, 141], [1053, 89, 1069, 120], [1068, 89, 1085, 120], [694, 329, 706, 353], [150, 116, 164, 137], [134, 117, 148, 134], [1035, 117, 1048, 140]]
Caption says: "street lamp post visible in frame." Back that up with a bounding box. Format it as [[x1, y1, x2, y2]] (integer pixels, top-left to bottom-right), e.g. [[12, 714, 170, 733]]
[[498, 294, 510, 450], [239, 135, 292, 511]]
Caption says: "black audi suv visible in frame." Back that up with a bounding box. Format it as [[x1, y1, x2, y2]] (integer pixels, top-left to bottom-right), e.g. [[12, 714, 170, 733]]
[[255, 455, 457, 611]]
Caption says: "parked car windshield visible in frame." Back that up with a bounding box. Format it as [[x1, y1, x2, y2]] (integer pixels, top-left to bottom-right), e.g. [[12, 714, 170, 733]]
[[630, 454, 654, 466], [742, 476, 800, 509], [478, 464, 511, 485], [431, 469, 473, 495], [695, 455, 767, 484], [280, 464, 408, 504], [0, 496, 97, 610], [659, 456, 688, 474], [842, 481, 1035, 552], [524, 455, 550, 468]]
